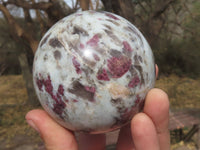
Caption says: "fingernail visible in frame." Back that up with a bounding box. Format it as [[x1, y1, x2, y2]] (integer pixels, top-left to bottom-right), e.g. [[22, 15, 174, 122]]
[[26, 119, 40, 133]]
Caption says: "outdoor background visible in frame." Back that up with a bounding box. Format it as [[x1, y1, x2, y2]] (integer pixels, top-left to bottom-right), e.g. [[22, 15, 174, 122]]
[[0, 0, 199, 150]]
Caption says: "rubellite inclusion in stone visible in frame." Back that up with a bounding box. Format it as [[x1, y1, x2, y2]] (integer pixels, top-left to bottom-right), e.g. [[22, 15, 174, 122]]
[[33, 10, 156, 134]]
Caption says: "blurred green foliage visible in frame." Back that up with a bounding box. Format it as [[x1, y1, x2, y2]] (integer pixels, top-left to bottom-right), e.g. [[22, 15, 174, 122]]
[[154, 1, 200, 78]]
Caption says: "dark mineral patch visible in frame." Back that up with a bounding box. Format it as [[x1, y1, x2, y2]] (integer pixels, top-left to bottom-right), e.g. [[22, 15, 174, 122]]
[[44, 75, 53, 95], [95, 47, 105, 54], [68, 81, 96, 102], [80, 43, 85, 49], [53, 84, 66, 115], [58, 84, 64, 96], [123, 41, 133, 52], [134, 65, 145, 85], [133, 95, 145, 111], [49, 38, 63, 48], [111, 98, 125, 111], [53, 100, 66, 115], [107, 56, 131, 78], [93, 54, 100, 61], [134, 95, 141, 106], [86, 34, 99, 47], [104, 24, 112, 30], [72, 57, 82, 74], [124, 26, 144, 47], [43, 54, 48, 61], [82, 57, 96, 68], [111, 102, 138, 128], [73, 26, 89, 36], [111, 117, 123, 128], [105, 13, 119, 20], [36, 77, 44, 91], [84, 86, 96, 93], [106, 19, 120, 26], [36, 75, 54, 95], [134, 55, 143, 64], [104, 30, 121, 44], [36, 75, 66, 115], [81, 67, 94, 77], [40, 33, 51, 47], [111, 98, 123, 105], [110, 49, 122, 58], [97, 68, 110, 81], [120, 107, 137, 122], [129, 66, 137, 76], [72, 99, 78, 103], [128, 76, 140, 88], [54, 50, 61, 60]]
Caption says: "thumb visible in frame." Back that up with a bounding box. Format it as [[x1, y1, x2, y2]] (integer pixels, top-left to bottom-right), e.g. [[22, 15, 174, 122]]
[[25, 109, 78, 150]]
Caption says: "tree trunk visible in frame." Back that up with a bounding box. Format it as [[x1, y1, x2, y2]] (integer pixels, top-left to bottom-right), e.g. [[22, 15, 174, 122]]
[[79, 0, 90, 10], [18, 53, 40, 106], [101, 0, 121, 14]]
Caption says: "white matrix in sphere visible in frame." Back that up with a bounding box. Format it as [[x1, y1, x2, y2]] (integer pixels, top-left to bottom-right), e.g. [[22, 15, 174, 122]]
[[33, 10, 156, 134]]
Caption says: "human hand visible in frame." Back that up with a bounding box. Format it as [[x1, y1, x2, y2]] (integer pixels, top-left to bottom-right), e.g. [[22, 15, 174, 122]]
[[116, 88, 170, 150], [26, 66, 170, 150]]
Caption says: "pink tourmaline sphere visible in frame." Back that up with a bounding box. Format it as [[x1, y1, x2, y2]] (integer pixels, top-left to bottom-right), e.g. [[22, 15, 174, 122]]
[[33, 11, 156, 134]]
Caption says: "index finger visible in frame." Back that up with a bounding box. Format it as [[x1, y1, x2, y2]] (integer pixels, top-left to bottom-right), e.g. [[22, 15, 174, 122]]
[[143, 88, 170, 150]]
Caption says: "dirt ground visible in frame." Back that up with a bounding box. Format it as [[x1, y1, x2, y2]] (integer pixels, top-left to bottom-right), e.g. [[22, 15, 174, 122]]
[[0, 75, 199, 150]]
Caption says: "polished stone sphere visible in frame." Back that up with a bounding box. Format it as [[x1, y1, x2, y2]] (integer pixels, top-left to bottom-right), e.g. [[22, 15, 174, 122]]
[[33, 11, 155, 134]]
